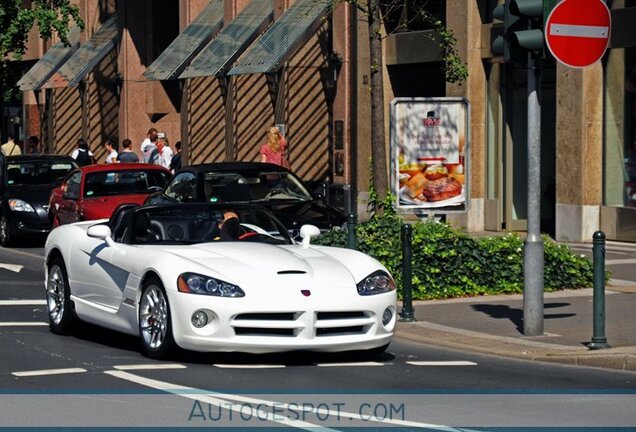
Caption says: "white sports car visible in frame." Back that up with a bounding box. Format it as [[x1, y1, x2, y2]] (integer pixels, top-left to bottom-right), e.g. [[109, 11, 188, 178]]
[[44, 203, 397, 358]]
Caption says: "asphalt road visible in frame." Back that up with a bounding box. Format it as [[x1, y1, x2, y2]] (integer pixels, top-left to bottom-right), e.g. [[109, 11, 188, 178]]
[[1, 242, 635, 429]]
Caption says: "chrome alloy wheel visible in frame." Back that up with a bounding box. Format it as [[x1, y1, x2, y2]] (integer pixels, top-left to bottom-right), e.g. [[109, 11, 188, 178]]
[[140, 286, 168, 350], [47, 264, 66, 325]]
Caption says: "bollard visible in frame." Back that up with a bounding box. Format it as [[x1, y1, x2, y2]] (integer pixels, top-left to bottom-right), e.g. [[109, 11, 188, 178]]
[[346, 213, 356, 250], [400, 224, 415, 322], [589, 230, 610, 349]]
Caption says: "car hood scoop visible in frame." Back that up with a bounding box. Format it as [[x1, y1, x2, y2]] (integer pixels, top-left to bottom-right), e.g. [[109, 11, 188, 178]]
[[164, 244, 353, 285]]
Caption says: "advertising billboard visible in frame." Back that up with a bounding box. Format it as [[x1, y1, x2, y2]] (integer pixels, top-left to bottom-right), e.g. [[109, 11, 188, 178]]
[[390, 98, 470, 214]]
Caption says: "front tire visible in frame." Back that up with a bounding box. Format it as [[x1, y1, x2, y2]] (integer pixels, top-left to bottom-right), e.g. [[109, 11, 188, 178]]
[[47, 257, 75, 334], [139, 278, 175, 359]]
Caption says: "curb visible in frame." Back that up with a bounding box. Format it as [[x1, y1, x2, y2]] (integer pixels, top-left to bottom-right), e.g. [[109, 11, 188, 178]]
[[395, 321, 636, 373]]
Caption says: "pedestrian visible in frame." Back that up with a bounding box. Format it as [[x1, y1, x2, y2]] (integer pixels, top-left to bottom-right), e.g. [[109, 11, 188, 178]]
[[140, 128, 158, 163], [155, 134, 173, 169], [103, 138, 118, 163], [116, 138, 140, 163], [26, 136, 40, 154], [1, 135, 21, 156], [71, 138, 94, 167], [169, 141, 182, 172], [259, 126, 289, 168]]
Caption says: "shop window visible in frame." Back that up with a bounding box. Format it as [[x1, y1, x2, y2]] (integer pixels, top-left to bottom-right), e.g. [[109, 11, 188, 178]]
[[625, 48, 636, 207]]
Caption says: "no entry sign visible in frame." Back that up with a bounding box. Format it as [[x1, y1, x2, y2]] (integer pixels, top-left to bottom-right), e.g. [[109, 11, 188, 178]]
[[545, 0, 611, 68]]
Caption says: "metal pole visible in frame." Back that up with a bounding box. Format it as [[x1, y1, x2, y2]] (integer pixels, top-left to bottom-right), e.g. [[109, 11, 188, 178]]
[[589, 230, 609, 349], [347, 213, 356, 250], [523, 53, 544, 336], [400, 224, 415, 322]]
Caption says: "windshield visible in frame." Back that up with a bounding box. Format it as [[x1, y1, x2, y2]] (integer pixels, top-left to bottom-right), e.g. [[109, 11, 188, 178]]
[[202, 171, 312, 203], [128, 204, 292, 245], [5, 161, 75, 186], [84, 170, 171, 198]]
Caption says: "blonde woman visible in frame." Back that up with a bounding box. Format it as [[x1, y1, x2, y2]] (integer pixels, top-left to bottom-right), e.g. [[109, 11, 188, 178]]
[[259, 126, 289, 168]]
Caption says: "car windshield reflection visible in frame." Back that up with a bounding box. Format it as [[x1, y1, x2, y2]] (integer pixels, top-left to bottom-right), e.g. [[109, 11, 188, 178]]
[[125, 204, 293, 246], [6, 162, 75, 186], [202, 172, 312, 203], [84, 170, 171, 198]]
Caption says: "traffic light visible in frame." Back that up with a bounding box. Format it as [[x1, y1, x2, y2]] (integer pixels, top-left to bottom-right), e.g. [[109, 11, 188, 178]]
[[491, 0, 556, 63]]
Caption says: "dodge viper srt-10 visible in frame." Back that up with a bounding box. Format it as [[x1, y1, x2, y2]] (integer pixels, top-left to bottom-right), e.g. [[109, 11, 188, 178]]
[[44, 203, 396, 358]]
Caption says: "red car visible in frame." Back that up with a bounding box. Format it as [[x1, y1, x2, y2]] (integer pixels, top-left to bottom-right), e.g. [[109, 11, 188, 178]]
[[49, 163, 172, 226]]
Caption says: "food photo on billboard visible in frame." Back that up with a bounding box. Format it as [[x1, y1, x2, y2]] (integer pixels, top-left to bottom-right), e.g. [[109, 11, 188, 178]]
[[390, 97, 470, 214]]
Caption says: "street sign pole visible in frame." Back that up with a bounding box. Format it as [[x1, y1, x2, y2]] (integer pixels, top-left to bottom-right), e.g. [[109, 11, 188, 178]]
[[523, 51, 544, 336]]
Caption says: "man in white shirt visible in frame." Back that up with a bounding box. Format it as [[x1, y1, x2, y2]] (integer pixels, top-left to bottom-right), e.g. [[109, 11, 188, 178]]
[[141, 128, 158, 163], [1, 136, 21, 156]]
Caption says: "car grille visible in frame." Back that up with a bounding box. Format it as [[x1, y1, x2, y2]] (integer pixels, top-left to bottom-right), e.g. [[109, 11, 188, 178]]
[[230, 311, 373, 338]]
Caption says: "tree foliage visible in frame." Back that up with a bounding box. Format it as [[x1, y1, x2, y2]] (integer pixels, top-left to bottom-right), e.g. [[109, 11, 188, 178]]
[[0, 0, 83, 60]]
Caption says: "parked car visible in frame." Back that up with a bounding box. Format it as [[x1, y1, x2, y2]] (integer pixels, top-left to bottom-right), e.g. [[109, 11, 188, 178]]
[[0, 154, 77, 246], [144, 162, 346, 236], [44, 202, 396, 358], [49, 163, 172, 226]]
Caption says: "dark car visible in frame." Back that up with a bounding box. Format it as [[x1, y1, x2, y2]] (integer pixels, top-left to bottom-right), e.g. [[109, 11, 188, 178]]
[[0, 154, 77, 246], [145, 162, 345, 236]]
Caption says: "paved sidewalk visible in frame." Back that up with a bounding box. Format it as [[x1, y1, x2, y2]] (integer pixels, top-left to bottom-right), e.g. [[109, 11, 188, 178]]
[[393, 240, 636, 372]]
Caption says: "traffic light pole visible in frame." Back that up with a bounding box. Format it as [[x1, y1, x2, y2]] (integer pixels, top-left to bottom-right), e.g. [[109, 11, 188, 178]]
[[523, 52, 544, 336]]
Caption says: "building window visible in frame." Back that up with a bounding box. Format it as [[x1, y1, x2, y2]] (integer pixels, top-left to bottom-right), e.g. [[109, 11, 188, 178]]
[[604, 46, 636, 208], [380, 0, 446, 33]]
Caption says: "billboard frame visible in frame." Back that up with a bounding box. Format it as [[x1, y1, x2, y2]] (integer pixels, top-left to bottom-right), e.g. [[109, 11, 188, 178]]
[[390, 97, 471, 216]]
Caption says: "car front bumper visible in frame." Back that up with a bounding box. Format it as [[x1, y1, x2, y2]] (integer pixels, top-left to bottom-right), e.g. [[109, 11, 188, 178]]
[[167, 289, 397, 354], [6, 207, 52, 237]]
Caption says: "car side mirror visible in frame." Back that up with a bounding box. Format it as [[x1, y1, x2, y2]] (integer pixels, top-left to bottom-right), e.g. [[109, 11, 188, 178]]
[[300, 224, 321, 248], [87, 224, 115, 247]]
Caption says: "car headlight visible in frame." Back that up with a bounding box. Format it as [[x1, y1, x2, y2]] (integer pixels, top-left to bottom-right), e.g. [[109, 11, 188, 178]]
[[8, 199, 35, 212], [177, 272, 245, 298], [357, 270, 395, 296]]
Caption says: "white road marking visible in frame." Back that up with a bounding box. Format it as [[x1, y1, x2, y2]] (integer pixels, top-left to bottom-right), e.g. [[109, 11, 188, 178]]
[[212, 364, 286, 369], [0, 263, 23, 273], [0, 322, 48, 326], [549, 23, 609, 39], [316, 361, 384, 367], [0, 300, 46, 306], [113, 364, 187, 371], [406, 361, 477, 366], [12, 368, 87, 377], [106, 370, 452, 430]]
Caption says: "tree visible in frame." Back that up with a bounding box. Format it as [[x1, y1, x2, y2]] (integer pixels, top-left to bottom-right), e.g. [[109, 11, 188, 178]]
[[0, 0, 83, 140], [331, 0, 467, 206]]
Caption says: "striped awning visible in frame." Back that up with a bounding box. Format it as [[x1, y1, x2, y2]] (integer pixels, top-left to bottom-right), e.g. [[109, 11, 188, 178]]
[[144, 0, 224, 81], [228, 0, 331, 76], [17, 26, 81, 91], [179, 0, 274, 79], [42, 15, 118, 88]]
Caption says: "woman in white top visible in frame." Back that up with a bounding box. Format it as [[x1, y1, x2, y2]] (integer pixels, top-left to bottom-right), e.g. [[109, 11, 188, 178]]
[[104, 139, 118, 164], [155, 135, 173, 169]]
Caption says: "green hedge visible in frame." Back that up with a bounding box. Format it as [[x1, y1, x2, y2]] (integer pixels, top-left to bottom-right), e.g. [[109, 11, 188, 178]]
[[314, 213, 602, 300]]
